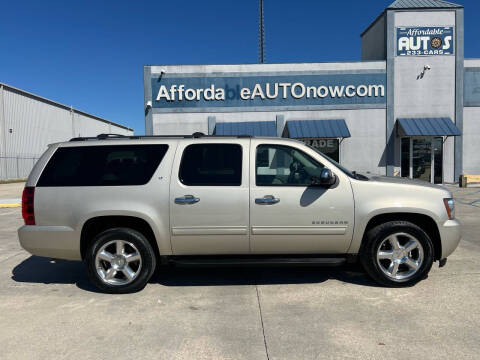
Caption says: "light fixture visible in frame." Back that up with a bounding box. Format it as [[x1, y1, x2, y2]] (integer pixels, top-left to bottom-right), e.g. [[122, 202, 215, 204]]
[[417, 65, 431, 80]]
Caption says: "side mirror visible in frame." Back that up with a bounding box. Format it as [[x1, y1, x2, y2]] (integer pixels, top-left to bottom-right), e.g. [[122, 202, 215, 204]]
[[311, 168, 336, 186]]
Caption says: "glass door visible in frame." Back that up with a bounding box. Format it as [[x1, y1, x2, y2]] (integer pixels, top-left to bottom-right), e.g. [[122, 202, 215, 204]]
[[400, 137, 443, 184], [412, 138, 432, 182]]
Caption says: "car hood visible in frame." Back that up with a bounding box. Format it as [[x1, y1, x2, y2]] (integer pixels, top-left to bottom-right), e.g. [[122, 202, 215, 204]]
[[367, 175, 449, 191]]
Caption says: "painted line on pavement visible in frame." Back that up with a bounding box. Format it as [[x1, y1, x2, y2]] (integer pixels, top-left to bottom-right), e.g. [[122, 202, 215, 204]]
[[0, 203, 20, 208]]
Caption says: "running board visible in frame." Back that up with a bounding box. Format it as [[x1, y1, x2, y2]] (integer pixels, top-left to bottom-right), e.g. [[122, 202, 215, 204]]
[[167, 256, 347, 267]]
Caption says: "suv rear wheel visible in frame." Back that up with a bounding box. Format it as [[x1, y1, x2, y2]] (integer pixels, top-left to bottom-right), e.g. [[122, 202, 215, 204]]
[[85, 227, 156, 293], [360, 221, 434, 287]]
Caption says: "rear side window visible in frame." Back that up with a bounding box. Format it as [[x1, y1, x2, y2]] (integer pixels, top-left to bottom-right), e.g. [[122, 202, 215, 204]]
[[179, 144, 242, 186], [37, 145, 168, 187]]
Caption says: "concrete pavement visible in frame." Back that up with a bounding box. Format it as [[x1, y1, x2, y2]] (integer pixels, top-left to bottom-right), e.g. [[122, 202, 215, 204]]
[[0, 184, 479, 359]]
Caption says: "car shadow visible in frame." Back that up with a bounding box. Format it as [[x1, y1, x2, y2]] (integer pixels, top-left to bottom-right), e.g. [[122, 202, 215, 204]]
[[11, 255, 99, 292], [11, 255, 381, 293], [154, 264, 380, 288]]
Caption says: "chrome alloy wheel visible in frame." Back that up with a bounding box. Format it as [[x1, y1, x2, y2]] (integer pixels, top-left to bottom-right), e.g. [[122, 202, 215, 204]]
[[95, 240, 142, 286], [376, 232, 424, 281]]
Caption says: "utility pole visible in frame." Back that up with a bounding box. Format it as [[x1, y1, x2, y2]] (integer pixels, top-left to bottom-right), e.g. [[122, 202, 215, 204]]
[[258, 0, 265, 63]]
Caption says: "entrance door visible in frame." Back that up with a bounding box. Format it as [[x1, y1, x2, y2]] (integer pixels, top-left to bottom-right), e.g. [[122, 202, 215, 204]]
[[249, 140, 354, 254], [400, 137, 443, 184], [169, 139, 250, 254], [412, 138, 433, 182]]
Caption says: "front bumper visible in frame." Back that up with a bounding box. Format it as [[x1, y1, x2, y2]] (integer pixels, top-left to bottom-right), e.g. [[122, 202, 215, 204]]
[[18, 225, 81, 261], [439, 219, 462, 259]]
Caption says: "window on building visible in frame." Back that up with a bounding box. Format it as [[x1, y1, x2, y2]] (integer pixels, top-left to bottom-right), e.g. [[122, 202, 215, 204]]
[[401, 138, 410, 178], [179, 144, 242, 186], [300, 138, 340, 162], [37, 145, 168, 187], [256, 144, 324, 186]]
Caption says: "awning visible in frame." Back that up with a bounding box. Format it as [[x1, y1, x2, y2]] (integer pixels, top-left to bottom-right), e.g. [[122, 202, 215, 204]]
[[397, 117, 461, 136], [285, 119, 351, 139], [214, 121, 277, 136]]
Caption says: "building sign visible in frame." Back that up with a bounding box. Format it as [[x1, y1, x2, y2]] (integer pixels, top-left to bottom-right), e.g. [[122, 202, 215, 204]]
[[151, 73, 386, 111], [397, 26, 454, 56]]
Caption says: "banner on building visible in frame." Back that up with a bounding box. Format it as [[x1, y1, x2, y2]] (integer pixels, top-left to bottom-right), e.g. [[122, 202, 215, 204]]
[[151, 72, 386, 110], [396, 26, 454, 56]]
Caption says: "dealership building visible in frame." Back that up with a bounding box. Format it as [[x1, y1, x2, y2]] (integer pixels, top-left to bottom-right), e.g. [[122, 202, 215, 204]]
[[144, 0, 479, 184]]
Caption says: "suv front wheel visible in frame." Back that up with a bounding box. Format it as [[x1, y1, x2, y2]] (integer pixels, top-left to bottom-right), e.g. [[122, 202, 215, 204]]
[[360, 221, 434, 287], [85, 227, 157, 293]]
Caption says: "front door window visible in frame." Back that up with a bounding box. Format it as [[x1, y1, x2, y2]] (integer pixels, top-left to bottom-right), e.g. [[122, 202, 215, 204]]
[[256, 144, 324, 186]]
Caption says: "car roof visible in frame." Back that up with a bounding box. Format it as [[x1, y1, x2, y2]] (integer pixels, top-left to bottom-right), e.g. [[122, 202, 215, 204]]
[[53, 133, 304, 148]]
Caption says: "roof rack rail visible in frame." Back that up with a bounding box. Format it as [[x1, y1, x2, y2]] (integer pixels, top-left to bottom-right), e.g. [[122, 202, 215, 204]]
[[97, 133, 127, 139], [69, 133, 254, 142]]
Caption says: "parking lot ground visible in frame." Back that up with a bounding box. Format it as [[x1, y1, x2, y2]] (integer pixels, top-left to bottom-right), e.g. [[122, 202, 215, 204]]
[[0, 184, 479, 359]]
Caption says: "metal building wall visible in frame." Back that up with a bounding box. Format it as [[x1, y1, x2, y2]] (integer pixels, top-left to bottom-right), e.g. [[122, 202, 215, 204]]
[[463, 59, 480, 175], [73, 112, 110, 138], [0, 84, 133, 180], [361, 14, 386, 61]]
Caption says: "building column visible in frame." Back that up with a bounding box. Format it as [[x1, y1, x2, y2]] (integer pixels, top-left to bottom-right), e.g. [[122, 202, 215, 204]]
[[208, 116, 216, 135], [454, 8, 464, 181], [144, 66, 154, 135], [276, 114, 285, 137], [385, 9, 395, 177]]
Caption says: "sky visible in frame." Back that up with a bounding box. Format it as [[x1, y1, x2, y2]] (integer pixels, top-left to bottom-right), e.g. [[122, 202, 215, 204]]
[[1, 0, 479, 134]]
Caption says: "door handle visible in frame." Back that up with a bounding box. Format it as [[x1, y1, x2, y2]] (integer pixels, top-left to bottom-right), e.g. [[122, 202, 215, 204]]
[[255, 195, 280, 205], [175, 195, 200, 205]]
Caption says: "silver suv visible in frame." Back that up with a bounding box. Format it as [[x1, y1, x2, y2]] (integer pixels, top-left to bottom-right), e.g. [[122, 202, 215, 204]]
[[18, 134, 461, 293]]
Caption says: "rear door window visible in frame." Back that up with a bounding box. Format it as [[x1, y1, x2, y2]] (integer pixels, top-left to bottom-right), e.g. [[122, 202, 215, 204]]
[[37, 145, 168, 187], [179, 144, 242, 186]]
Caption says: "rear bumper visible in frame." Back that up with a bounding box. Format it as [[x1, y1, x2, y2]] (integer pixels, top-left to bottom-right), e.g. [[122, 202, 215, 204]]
[[18, 225, 81, 261], [439, 219, 462, 259]]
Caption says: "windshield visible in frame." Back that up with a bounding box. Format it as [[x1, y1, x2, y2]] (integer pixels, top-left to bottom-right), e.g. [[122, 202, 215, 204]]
[[305, 143, 357, 179]]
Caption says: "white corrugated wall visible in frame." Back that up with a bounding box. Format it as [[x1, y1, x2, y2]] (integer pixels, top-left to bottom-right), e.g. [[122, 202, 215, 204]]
[[73, 112, 110, 138], [0, 85, 133, 180]]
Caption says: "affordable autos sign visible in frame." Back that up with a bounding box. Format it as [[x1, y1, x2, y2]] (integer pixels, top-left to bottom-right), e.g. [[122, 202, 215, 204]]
[[151, 72, 386, 111], [397, 26, 454, 56]]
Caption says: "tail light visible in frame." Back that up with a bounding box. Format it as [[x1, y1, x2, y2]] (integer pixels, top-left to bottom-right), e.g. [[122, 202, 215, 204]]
[[22, 187, 35, 225]]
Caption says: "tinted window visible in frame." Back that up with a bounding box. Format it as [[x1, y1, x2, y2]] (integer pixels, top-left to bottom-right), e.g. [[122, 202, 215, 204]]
[[179, 144, 242, 186], [256, 145, 323, 186], [37, 145, 168, 187]]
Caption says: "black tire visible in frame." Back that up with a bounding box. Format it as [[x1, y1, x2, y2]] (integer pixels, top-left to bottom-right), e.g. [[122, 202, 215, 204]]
[[360, 221, 434, 287], [85, 227, 157, 294]]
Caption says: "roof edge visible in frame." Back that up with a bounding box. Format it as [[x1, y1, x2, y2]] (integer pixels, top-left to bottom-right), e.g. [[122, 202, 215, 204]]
[[360, 11, 386, 37], [361, 0, 463, 37], [0, 82, 133, 132], [387, 0, 463, 9]]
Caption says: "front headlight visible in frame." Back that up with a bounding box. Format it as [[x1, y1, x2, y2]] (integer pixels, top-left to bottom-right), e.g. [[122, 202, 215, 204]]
[[443, 198, 455, 219]]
